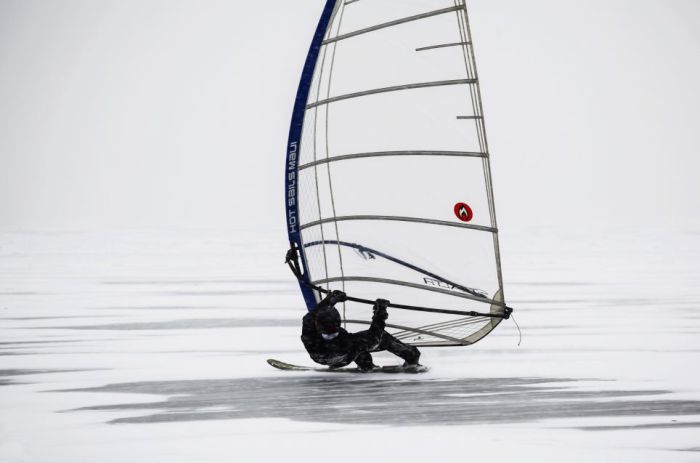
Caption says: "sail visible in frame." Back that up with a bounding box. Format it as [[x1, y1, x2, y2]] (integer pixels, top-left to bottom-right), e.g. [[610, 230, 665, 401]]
[[285, 0, 509, 346]]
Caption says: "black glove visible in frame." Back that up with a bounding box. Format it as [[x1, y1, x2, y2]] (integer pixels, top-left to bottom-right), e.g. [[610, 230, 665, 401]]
[[373, 298, 390, 321], [285, 247, 295, 263], [328, 290, 347, 304], [375, 298, 390, 310]]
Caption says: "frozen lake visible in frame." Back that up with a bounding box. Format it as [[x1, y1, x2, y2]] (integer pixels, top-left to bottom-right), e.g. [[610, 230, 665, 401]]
[[1, 227, 699, 462]]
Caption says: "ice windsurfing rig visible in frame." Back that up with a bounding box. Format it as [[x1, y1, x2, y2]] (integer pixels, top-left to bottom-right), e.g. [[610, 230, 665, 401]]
[[285, 0, 513, 346]]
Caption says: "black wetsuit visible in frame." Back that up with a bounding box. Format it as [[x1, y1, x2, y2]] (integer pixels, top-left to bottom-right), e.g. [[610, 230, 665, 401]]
[[301, 299, 420, 369]]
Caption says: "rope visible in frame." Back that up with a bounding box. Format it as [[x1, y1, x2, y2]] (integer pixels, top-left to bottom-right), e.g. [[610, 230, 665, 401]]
[[511, 312, 523, 346]]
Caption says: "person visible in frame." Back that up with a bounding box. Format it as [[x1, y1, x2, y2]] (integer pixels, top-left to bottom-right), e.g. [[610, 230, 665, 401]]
[[301, 290, 421, 371]]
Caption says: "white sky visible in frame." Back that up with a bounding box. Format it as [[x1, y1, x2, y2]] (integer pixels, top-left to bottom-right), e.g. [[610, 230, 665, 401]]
[[0, 0, 698, 232]]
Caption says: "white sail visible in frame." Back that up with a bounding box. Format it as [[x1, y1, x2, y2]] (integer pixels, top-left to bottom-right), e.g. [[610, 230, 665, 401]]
[[286, 0, 509, 346]]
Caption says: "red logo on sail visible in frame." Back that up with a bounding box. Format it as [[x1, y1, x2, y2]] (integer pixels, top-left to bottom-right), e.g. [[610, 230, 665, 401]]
[[454, 202, 473, 222]]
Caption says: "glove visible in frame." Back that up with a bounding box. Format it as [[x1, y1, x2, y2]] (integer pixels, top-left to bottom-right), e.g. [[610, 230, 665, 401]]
[[373, 298, 390, 321], [328, 290, 347, 304], [374, 298, 390, 310], [285, 247, 295, 263]]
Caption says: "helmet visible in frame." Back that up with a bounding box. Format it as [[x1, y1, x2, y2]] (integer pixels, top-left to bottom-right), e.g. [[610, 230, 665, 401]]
[[315, 307, 341, 334]]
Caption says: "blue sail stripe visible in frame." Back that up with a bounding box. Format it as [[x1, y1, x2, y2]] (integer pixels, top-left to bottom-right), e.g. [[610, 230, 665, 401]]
[[285, 0, 338, 311]]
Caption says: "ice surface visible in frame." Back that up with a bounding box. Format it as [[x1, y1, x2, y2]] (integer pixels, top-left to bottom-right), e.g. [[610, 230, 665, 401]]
[[1, 227, 699, 462]]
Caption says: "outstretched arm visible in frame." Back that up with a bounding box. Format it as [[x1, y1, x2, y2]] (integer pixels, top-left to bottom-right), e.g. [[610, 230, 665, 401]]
[[368, 298, 389, 335]]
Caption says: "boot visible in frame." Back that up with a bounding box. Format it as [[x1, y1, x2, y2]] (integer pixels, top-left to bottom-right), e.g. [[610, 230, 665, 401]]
[[355, 352, 377, 372]]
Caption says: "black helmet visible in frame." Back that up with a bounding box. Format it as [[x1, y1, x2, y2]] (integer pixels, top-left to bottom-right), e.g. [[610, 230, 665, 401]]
[[315, 307, 341, 334]]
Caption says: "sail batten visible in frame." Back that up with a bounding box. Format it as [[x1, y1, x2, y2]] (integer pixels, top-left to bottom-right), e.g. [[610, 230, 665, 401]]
[[299, 150, 488, 170], [300, 215, 498, 233], [311, 276, 503, 306], [416, 41, 472, 52], [322, 5, 461, 45], [307, 78, 478, 109]]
